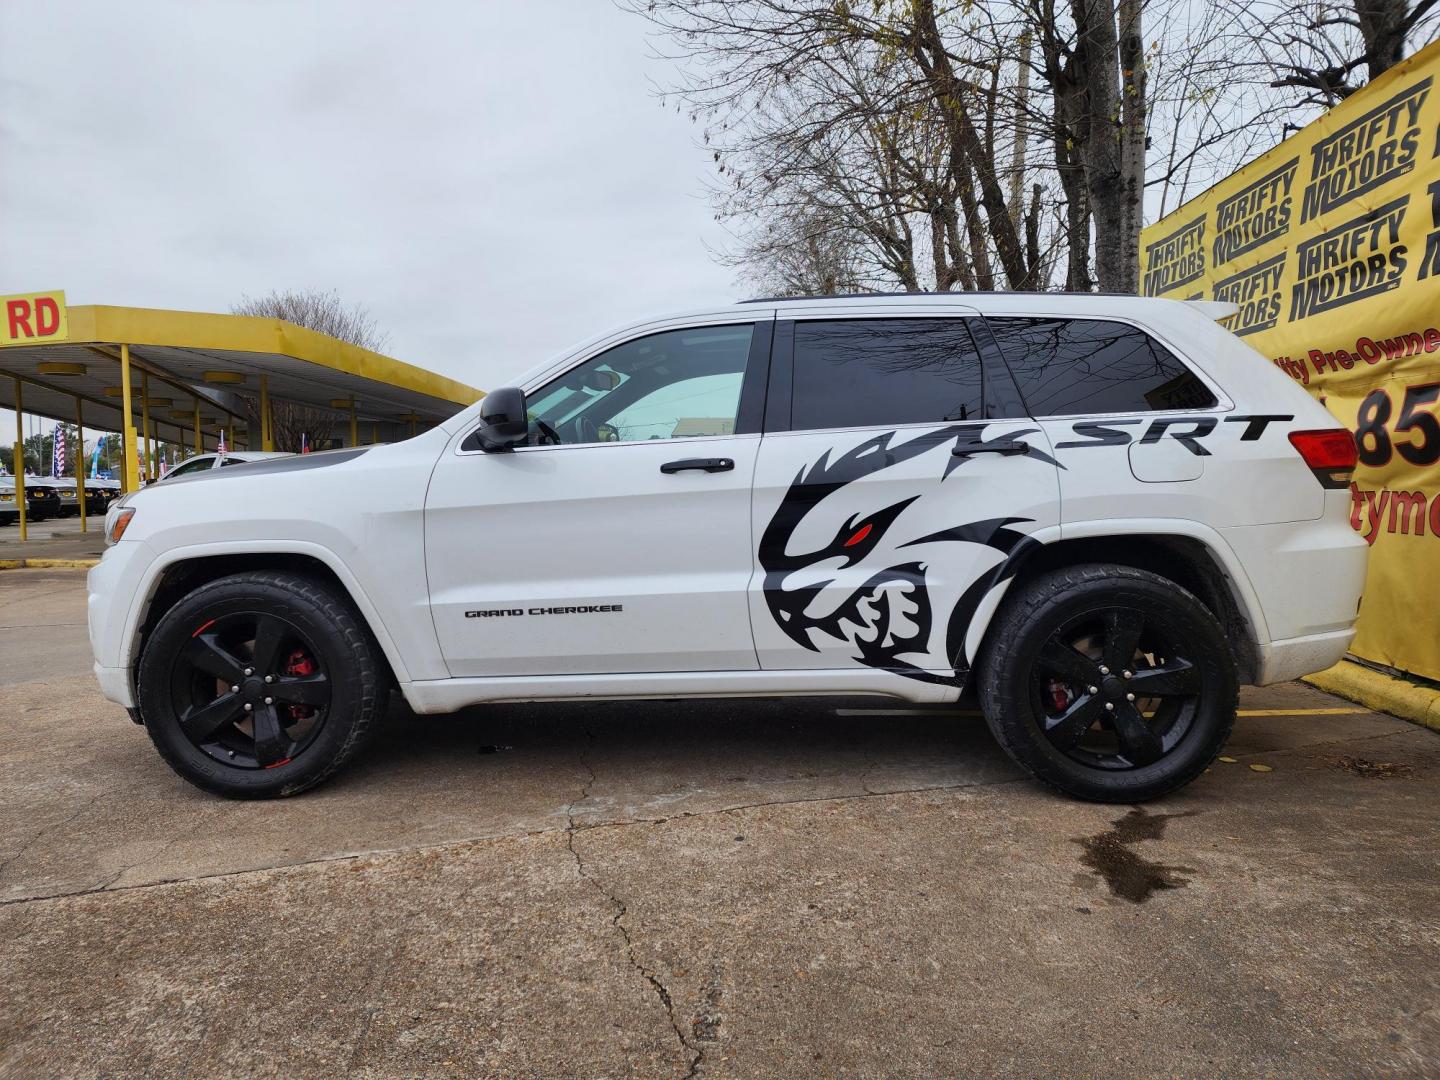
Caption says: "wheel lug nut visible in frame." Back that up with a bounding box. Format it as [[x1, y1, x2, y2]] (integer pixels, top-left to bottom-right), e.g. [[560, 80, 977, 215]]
[[264, 697, 273, 705], [244, 668, 254, 676], [264, 675, 274, 684], [230, 685, 239, 693], [1126, 693, 1136, 701], [1123, 670, 1133, 679], [1104, 702, 1115, 711], [1099, 665, 1110, 675], [243, 703, 253, 712], [1088, 685, 1098, 694]]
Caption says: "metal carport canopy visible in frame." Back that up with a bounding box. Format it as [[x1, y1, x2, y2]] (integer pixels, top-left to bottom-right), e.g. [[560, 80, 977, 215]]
[[0, 304, 483, 440]]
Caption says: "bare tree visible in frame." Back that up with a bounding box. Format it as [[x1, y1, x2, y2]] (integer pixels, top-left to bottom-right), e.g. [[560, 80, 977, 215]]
[[1221, 0, 1440, 107], [232, 288, 390, 352], [230, 289, 388, 452], [625, 0, 1187, 293]]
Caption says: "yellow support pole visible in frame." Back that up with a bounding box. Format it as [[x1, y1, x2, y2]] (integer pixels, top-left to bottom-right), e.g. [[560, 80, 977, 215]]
[[140, 371, 152, 482], [74, 396, 87, 534], [350, 401, 358, 447], [193, 399, 201, 454], [13, 376, 26, 542], [259, 375, 273, 451], [119, 344, 140, 493], [371, 422, 379, 445]]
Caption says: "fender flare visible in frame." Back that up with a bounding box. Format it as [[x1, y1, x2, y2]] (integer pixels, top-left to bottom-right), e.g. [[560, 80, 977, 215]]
[[961, 518, 1273, 666], [121, 539, 414, 685]]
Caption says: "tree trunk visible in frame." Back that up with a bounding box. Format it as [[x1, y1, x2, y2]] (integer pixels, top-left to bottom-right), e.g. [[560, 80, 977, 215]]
[[1116, 0, 1146, 292], [1070, 0, 1140, 291], [1353, 0, 1410, 79], [911, 0, 1034, 288], [1009, 29, 1033, 227]]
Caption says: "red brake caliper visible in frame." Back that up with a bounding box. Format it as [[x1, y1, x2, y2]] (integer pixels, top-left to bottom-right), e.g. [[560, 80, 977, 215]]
[[283, 648, 317, 722], [1047, 678, 1072, 713]]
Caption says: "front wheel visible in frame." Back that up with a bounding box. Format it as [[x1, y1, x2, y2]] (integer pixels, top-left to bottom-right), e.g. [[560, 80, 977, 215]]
[[136, 571, 385, 798], [977, 564, 1238, 803]]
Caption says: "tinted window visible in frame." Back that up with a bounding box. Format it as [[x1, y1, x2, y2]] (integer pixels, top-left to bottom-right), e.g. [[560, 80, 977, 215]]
[[791, 319, 983, 430], [525, 324, 753, 445], [165, 458, 212, 478], [987, 318, 1216, 416]]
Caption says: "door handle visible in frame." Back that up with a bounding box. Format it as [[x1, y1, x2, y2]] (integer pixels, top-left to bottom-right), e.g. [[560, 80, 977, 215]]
[[660, 457, 735, 474], [952, 441, 1030, 457]]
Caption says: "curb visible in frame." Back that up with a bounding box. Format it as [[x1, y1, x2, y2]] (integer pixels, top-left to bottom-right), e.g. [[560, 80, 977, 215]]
[[0, 558, 100, 570], [1304, 659, 1440, 734]]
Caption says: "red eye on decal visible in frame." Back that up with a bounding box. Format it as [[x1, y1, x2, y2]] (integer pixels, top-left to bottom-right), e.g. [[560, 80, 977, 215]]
[[844, 523, 873, 548]]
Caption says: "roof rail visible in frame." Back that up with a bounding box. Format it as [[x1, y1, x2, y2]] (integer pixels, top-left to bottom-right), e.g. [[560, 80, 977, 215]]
[[739, 289, 1150, 303]]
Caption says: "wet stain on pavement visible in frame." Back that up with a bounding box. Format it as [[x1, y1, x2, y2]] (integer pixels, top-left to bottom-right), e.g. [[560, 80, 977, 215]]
[[1326, 755, 1415, 779], [1075, 807, 1196, 902]]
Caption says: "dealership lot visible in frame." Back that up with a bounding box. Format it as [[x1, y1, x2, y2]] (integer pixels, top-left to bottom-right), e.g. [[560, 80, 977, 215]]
[[2, 567, 1439, 1078]]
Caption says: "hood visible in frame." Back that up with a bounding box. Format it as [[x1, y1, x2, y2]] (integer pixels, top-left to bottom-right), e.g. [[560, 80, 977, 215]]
[[167, 447, 372, 484]]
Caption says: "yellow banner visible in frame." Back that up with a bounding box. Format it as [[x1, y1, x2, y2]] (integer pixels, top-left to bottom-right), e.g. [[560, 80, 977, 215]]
[[1142, 41, 1440, 680], [0, 290, 68, 346]]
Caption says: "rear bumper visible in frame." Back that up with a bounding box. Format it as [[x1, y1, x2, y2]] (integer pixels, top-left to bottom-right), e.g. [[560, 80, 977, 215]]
[[1253, 627, 1356, 685]]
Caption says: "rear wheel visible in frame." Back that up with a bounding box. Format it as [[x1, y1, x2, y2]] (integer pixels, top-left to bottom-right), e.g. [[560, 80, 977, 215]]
[[136, 571, 385, 798], [977, 563, 1237, 803]]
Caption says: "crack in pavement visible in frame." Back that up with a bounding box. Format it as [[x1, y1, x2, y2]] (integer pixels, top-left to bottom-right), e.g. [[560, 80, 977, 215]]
[[0, 786, 112, 881], [564, 732, 704, 1079], [0, 774, 1032, 909]]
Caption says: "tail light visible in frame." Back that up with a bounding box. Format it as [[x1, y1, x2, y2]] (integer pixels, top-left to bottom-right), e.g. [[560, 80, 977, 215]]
[[1288, 429, 1357, 489]]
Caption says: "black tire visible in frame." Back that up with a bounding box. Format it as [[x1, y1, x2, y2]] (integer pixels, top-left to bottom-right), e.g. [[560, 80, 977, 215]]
[[136, 570, 385, 798], [977, 563, 1238, 803]]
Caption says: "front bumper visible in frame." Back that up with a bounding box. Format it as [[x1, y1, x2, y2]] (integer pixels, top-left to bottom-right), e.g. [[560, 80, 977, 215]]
[[87, 540, 157, 709], [93, 663, 136, 708]]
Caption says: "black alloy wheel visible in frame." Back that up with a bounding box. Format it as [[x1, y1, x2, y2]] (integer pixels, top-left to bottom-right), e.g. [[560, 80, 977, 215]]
[[1032, 606, 1201, 770], [978, 563, 1237, 803], [171, 611, 332, 770], [137, 570, 385, 798]]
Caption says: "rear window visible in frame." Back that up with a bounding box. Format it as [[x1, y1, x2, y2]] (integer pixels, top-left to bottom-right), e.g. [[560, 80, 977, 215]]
[[790, 318, 983, 430], [986, 317, 1216, 416]]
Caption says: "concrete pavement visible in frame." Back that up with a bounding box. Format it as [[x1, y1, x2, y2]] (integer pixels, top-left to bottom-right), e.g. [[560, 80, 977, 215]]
[[2, 568, 1438, 1077], [0, 514, 107, 566]]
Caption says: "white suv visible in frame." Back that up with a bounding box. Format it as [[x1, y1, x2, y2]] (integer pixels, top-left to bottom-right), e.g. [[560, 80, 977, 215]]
[[88, 294, 1366, 802]]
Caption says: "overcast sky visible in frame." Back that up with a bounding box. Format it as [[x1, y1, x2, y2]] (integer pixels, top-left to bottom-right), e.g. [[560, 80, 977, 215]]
[[0, 0, 737, 403]]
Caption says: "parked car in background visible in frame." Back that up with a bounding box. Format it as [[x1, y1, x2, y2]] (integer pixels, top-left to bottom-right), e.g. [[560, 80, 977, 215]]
[[52, 477, 115, 516], [0, 478, 18, 526], [155, 451, 293, 482], [18, 477, 63, 521]]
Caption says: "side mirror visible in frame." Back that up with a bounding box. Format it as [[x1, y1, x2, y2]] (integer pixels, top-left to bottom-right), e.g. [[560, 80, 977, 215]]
[[476, 387, 529, 452]]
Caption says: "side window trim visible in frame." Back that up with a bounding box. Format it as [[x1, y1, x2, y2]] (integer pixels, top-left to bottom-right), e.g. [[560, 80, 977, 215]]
[[978, 313, 1231, 419], [733, 319, 774, 436], [763, 319, 795, 433], [966, 316, 1029, 420]]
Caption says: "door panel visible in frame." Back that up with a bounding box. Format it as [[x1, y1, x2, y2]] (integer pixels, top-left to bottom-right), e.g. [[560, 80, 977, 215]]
[[425, 318, 771, 679], [426, 437, 760, 676], [748, 314, 1060, 685], [749, 421, 1060, 678]]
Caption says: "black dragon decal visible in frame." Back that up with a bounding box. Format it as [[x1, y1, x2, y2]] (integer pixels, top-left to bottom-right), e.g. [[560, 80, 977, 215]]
[[759, 423, 1054, 686]]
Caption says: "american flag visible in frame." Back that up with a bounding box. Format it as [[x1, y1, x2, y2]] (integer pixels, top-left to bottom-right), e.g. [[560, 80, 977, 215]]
[[52, 428, 66, 477], [217, 428, 228, 456]]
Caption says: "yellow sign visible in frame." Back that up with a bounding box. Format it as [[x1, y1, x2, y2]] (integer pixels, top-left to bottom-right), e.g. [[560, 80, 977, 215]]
[[1142, 40, 1440, 680], [0, 290, 68, 347]]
